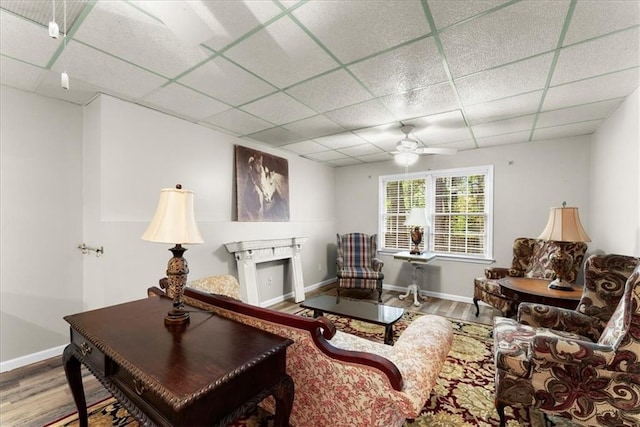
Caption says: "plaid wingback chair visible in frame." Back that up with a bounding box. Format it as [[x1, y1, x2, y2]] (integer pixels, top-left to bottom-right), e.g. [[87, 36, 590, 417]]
[[336, 233, 384, 302], [493, 257, 640, 427], [473, 237, 587, 317], [518, 254, 640, 341]]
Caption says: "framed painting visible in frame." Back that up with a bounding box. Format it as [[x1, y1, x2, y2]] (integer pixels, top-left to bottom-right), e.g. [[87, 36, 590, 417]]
[[235, 146, 290, 222]]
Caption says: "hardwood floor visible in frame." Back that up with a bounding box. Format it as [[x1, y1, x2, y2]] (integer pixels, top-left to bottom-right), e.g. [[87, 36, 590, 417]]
[[0, 285, 498, 427]]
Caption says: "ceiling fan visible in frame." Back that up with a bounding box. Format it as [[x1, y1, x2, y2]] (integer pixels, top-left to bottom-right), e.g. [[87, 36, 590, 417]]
[[392, 125, 458, 166]]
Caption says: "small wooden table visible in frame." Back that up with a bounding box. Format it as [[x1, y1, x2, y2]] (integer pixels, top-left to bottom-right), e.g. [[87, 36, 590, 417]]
[[498, 277, 582, 311], [300, 295, 404, 345], [63, 296, 294, 427], [393, 251, 437, 307]]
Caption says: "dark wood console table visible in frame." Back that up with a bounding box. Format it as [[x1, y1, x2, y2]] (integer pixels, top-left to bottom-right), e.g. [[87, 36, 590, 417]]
[[63, 296, 294, 426], [498, 277, 582, 310]]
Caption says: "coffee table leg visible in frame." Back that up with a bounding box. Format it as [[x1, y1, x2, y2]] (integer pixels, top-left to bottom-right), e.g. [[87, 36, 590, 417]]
[[312, 309, 323, 318], [272, 374, 294, 427], [63, 345, 88, 427], [384, 325, 394, 345]]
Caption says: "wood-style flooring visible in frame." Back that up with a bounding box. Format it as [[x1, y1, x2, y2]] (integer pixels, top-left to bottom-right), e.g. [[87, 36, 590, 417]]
[[0, 284, 499, 427]]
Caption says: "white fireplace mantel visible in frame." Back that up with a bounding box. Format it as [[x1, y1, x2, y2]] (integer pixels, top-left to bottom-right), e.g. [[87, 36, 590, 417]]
[[225, 237, 308, 306]]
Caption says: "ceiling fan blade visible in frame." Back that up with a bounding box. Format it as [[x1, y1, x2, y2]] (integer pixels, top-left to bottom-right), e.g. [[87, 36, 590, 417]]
[[415, 147, 458, 155]]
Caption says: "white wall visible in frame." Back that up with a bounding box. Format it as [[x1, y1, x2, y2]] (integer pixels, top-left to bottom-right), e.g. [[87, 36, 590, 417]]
[[1, 87, 83, 363], [590, 88, 640, 257], [335, 136, 592, 301], [82, 95, 337, 310]]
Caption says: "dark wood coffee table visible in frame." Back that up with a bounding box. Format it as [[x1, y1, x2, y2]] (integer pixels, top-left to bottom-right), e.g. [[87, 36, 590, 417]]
[[300, 295, 404, 345], [63, 296, 294, 427]]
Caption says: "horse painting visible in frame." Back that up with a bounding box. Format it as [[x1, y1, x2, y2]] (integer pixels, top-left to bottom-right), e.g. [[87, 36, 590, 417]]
[[236, 146, 290, 222]]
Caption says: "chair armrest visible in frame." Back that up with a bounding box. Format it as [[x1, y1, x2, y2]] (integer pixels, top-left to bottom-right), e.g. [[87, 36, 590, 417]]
[[371, 257, 384, 272], [518, 303, 604, 341], [336, 256, 343, 269], [484, 267, 509, 279], [532, 332, 615, 368]]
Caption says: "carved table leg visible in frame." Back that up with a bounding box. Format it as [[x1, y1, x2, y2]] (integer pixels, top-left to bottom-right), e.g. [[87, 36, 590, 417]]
[[63, 345, 88, 427], [384, 325, 395, 345], [272, 374, 294, 427]]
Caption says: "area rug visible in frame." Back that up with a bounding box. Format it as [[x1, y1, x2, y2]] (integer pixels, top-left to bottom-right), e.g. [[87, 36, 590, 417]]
[[47, 312, 553, 427]]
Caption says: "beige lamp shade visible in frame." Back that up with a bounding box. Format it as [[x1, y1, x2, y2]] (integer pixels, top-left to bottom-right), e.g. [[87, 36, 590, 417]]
[[537, 206, 591, 243], [404, 207, 431, 227], [142, 187, 204, 244]]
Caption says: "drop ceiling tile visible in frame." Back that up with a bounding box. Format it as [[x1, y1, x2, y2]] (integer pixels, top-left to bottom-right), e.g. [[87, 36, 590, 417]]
[[0, 56, 44, 91], [359, 152, 394, 163], [533, 120, 602, 140], [551, 27, 640, 86], [428, 0, 511, 29], [75, 1, 211, 78], [472, 114, 536, 138], [353, 123, 401, 146], [283, 115, 345, 139], [327, 157, 364, 167], [441, 1, 568, 78], [476, 131, 531, 148], [348, 37, 447, 97], [196, 1, 283, 51], [456, 53, 554, 105], [537, 99, 623, 128], [313, 133, 367, 150], [241, 92, 316, 125], [0, 10, 62, 67], [202, 108, 273, 135], [50, 41, 167, 99], [563, 1, 640, 45], [140, 83, 228, 121], [179, 56, 276, 106], [224, 16, 338, 88], [246, 126, 305, 146], [338, 144, 384, 157], [324, 100, 397, 130], [285, 69, 372, 112], [34, 69, 101, 105], [379, 82, 459, 119], [292, 1, 430, 64], [304, 150, 349, 162], [431, 139, 477, 150], [543, 68, 640, 110], [281, 140, 329, 155], [405, 110, 472, 144], [465, 91, 543, 124]]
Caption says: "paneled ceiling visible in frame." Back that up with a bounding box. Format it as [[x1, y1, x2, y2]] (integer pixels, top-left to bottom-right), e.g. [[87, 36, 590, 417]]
[[1, 0, 638, 167]]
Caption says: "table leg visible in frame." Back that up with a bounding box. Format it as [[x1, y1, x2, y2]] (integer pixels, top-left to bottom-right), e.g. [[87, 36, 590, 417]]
[[272, 374, 294, 427], [62, 345, 88, 427], [384, 325, 394, 345], [312, 309, 323, 318]]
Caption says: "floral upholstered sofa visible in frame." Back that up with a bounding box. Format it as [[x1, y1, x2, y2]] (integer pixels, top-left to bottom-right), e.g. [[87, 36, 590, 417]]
[[148, 274, 453, 427]]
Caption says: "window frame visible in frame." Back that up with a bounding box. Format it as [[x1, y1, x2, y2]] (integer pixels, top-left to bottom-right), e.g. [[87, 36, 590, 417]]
[[378, 165, 494, 262]]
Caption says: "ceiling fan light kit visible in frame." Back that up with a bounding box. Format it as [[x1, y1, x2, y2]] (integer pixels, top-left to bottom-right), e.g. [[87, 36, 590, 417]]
[[392, 124, 457, 166]]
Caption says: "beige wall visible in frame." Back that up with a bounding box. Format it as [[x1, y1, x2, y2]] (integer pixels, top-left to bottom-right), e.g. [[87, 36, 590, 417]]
[[590, 88, 640, 257], [335, 136, 592, 301]]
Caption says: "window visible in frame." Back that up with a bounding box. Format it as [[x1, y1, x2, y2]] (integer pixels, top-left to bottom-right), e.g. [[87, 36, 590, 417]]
[[379, 166, 493, 260]]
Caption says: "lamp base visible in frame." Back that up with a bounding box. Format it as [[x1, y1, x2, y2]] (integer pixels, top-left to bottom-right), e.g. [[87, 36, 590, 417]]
[[164, 308, 190, 325], [548, 278, 574, 291], [410, 248, 423, 255]]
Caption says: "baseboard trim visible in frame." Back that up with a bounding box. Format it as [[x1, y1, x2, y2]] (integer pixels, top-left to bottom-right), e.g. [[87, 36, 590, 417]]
[[260, 278, 335, 307], [1, 344, 66, 373], [383, 283, 476, 305]]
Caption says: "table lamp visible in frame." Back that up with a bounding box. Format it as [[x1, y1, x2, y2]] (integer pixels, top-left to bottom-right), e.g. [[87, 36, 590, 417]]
[[405, 207, 430, 255], [537, 203, 590, 291], [142, 185, 204, 325]]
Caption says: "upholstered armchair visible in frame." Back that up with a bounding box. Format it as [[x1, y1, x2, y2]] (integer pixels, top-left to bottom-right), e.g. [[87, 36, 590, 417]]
[[493, 257, 640, 427], [518, 254, 640, 341], [473, 237, 587, 317], [336, 233, 384, 302]]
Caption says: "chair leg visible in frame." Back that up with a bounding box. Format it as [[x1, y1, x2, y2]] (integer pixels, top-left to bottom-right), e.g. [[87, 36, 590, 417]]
[[377, 288, 382, 302], [473, 297, 480, 317], [496, 400, 507, 427]]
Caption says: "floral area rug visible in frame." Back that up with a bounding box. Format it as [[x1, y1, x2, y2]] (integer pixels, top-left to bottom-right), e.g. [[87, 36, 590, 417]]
[[48, 310, 560, 427]]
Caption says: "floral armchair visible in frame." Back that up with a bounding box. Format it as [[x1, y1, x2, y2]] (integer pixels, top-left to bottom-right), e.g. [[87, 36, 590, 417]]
[[473, 237, 587, 317], [336, 233, 384, 302], [493, 256, 640, 427]]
